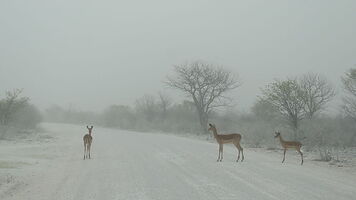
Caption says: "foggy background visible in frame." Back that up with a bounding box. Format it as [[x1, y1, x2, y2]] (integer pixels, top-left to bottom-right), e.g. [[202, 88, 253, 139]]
[[1, 0, 355, 112]]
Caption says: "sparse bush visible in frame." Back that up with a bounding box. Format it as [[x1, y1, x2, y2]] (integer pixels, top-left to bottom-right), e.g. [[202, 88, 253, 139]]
[[0, 89, 29, 126]]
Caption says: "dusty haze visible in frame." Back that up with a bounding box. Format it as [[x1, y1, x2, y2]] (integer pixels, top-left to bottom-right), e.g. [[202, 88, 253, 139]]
[[1, 0, 355, 112]]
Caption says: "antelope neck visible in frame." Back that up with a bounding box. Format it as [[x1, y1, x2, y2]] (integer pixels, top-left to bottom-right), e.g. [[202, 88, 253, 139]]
[[278, 135, 284, 143], [212, 128, 218, 138]]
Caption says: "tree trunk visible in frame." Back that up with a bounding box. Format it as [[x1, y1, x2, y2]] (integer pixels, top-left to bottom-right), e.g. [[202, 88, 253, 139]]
[[290, 117, 299, 140], [197, 108, 208, 135]]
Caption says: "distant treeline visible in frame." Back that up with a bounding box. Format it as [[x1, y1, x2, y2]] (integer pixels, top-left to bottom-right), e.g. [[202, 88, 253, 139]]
[[44, 95, 355, 142]]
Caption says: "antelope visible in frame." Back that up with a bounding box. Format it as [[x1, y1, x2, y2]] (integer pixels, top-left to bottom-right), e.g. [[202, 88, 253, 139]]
[[83, 126, 93, 160], [274, 131, 303, 165], [208, 123, 244, 162]]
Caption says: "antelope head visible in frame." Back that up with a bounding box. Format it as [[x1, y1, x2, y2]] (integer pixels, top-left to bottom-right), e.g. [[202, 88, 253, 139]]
[[87, 125, 94, 134], [274, 131, 281, 138], [208, 123, 216, 132]]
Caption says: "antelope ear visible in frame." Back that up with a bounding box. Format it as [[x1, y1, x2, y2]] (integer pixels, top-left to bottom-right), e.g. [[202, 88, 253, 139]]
[[209, 123, 212, 127], [86, 126, 89, 129], [91, 126, 94, 129]]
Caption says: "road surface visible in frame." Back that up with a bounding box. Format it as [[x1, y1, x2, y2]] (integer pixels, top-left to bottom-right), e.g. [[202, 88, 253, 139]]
[[1, 123, 355, 200]]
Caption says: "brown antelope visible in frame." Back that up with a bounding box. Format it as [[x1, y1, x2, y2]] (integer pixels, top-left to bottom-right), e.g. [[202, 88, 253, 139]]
[[274, 131, 303, 165], [83, 126, 93, 160], [208, 124, 244, 162]]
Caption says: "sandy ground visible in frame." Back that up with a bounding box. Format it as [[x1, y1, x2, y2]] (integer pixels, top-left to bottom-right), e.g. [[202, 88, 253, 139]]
[[0, 123, 355, 200]]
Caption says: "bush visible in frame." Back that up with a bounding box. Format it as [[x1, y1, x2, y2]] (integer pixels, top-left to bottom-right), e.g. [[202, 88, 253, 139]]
[[10, 104, 42, 129], [0, 89, 42, 139]]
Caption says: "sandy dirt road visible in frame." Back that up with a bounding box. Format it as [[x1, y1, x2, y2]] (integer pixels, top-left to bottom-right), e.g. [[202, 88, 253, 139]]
[[0, 123, 355, 200]]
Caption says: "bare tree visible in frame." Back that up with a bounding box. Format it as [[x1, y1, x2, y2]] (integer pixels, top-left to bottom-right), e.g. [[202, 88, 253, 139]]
[[158, 92, 172, 118], [341, 68, 356, 145], [299, 73, 335, 119], [166, 61, 240, 134], [261, 79, 307, 139], [342, 68, 356, 120]]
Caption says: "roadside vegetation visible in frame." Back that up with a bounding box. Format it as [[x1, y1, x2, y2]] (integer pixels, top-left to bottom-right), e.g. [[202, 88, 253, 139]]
[[0, 89, 42, 140]]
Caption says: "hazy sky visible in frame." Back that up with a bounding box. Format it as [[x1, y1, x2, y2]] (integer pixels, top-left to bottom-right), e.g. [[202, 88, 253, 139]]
[[1, 0, 355, 113]]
